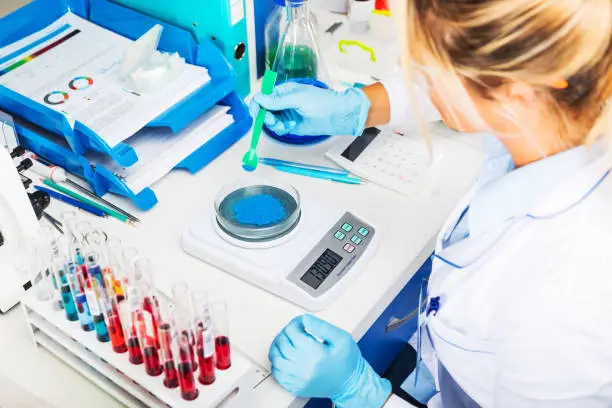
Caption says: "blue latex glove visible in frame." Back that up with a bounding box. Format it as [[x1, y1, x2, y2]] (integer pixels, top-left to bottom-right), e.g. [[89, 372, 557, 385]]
[[249, 82, 371, 137], [269, 314, 392, 408]]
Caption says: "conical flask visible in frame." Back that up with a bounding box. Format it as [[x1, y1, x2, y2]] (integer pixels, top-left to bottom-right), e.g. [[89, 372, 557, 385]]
[[272, 0, 330, 85]]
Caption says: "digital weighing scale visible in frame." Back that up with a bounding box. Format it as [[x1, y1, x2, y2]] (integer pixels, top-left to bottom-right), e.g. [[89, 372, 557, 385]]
[[182, 179, 378, 311]]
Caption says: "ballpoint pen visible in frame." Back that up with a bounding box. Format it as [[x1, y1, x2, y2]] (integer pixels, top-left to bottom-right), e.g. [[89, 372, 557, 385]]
[[259, 157, 350, 176], [35, 186, 107, 218], [42, 179, 130, 223], [272, 164, 362, 185]]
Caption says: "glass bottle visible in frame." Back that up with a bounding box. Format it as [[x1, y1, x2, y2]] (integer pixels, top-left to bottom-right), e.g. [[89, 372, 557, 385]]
[[272, 0, 330, 85], [265, 0, 319, 71]]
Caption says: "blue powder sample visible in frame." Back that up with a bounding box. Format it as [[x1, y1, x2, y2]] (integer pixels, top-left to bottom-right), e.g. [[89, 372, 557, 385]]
[[231, 194, 288, 227]]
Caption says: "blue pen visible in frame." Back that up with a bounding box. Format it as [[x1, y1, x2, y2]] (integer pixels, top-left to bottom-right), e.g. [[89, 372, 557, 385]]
[[272, 165, 362, 185], [35, 186, 107, 217], [260, 157, 350, 176]]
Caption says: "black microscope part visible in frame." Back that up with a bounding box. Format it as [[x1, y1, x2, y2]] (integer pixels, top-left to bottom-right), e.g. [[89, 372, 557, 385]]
[[20, 174, 32, 189], [16, 158, 33, 173], [10, 145, 25, 159], [28, 190, 51, 220]]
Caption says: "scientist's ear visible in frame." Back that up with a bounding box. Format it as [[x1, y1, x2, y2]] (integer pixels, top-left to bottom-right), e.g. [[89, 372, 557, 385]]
[[496, 81, 538, 107]]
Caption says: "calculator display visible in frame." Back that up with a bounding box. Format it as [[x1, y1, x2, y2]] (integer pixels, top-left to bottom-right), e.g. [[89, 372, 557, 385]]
[[341, 127, 382, 161], [300, 249, 343, 290]]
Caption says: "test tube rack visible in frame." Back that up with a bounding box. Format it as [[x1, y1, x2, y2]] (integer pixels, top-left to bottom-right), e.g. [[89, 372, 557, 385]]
[[21, 289, 258, 408]]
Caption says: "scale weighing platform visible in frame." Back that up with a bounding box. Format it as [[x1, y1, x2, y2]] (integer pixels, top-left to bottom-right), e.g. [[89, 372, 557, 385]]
[[183, 179, 378, 311]]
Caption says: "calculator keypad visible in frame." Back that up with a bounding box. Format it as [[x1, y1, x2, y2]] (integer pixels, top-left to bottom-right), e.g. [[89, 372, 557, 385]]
[[360, 134, 431, 194]]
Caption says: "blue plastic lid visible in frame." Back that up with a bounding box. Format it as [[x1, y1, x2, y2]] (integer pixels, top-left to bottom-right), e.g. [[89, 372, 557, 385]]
[[274, 0, 286, 5]]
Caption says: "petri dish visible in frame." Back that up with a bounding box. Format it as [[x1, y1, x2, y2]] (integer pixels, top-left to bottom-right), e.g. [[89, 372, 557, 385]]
[[215, 179, 301, 242]]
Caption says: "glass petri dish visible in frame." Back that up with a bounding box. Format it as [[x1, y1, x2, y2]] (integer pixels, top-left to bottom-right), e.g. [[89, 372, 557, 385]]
[[215, 179, 301, 242]]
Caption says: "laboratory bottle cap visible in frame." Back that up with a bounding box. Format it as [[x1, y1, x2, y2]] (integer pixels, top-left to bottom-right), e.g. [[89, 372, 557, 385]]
[[275, 0, 307, 7]]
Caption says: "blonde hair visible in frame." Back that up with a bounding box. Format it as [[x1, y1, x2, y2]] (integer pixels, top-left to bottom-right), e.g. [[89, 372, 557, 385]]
[[397, 0, 612, 148]]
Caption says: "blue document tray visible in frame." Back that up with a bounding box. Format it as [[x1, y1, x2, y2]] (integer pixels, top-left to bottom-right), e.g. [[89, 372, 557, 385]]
[[15, 92, 251, 210], [0, 0, 251, 167]]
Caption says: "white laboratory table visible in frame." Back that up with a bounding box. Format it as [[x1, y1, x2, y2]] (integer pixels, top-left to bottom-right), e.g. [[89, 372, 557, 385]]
[[0, 124, 485, 408], [0, 2, 485, 406]]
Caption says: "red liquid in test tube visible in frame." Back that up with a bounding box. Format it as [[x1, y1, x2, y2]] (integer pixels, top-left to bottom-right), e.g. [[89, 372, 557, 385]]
[[143, 346, 162, 376], [212, 301, 232, 370], [104, 288, 127, 353], [215, 336, 231, 370], [142, 296, 160, 348], [198, 345, 216, 384], [108, 314, 127, 353], [127, 333, 143, 365], [159, 321, 178, 388], [192, 290, 216, 385], [177, 332, 199, 401], [133, 298, 162, 376]]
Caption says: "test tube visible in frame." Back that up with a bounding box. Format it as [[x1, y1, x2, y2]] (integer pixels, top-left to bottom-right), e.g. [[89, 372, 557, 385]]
[[37, 227, 63, 309], [59, 211, 78, 242], [212, 301, 231, 370], [139, 308, 163, 376], [17, 235, 51, 303], [85, 252, 104, 288], [58, 266, 78, 321], [158, 302, 179, 388], [101, 285, 127, 353], [192, 290, 216, 385], [69, 265, 94, 332], [172, 282, 197, 371], [124, 286, 144, 365], [105, 237, 126, 300], [75, 221, 92, 243], [122, 247, 140, 283], [134, 259, 160, 348], [84, 278, 110, 342], [70, 242, 88, 281], [173, 306, 199, 401]]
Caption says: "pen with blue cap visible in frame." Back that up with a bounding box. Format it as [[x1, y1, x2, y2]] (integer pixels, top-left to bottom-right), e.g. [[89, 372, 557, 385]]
[[259, 157, 350, 176], [271, 164, 362, 185]]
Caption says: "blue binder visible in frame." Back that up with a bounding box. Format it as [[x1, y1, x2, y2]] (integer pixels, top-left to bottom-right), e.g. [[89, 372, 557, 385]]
[[0, 0, 253, 210]]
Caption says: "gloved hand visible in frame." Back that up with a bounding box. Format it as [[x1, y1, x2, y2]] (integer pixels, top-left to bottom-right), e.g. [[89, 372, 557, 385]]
[[269, 314, 392, 408], [249, 82, 371, 137]]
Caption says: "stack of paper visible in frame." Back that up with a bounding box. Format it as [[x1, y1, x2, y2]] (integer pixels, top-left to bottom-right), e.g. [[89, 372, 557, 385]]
[[87, 105, 233, 194]]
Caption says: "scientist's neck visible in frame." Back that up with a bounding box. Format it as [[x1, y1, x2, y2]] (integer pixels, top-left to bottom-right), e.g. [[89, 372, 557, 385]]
[[497, 123, 575, 168]]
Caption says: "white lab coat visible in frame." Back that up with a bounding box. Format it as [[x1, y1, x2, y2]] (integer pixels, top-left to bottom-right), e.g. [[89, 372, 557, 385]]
[[381, 74, 612, 407]]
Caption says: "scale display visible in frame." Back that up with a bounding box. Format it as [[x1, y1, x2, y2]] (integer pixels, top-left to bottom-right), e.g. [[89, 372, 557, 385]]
[[300, 249, 343, 290]]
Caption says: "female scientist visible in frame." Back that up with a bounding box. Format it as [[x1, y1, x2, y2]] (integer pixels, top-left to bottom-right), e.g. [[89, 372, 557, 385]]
[[250, 0, 612, 407]]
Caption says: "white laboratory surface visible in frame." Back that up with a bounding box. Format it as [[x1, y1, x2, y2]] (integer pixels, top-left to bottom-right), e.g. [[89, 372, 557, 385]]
[[0, 2, 485, 407], [0, 123, 485, 407]]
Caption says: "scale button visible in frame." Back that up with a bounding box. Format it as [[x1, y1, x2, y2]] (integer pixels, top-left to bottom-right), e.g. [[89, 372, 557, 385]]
[[358, 227, 369, 237], [343, 243, 355, 253], [334, 231, 346, 240], [341, 223, 353, 232], [351, 235, 362, 245]]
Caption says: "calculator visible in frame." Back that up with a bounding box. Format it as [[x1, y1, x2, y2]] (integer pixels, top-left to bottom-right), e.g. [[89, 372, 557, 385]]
[[326, 127, 443, 196]]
